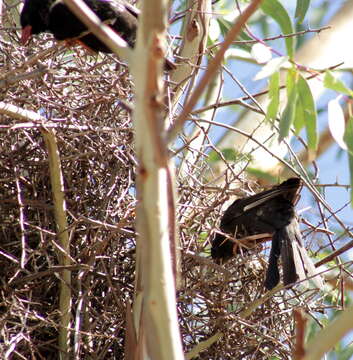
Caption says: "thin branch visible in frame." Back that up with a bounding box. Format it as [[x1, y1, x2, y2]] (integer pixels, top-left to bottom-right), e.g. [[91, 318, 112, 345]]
[[208, 26, 331, 49], [166, 0, 263, 143], [41, 128, 71, 358]]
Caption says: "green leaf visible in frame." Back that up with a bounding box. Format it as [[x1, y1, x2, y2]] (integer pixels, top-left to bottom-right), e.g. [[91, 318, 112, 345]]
[[217, 18, 233, 38], [295, 0, 310, 24], [266, 72, 280, 122], [260, 0, 294, 58], [208, 148, 251, 163], [324, 71, 353, 97], [254, 55, 288, 80], [279, 71, 298, 141], [286, 68, 297, 95], [197, 232, 209, 243], [340, 344, 353, 360], [280, 91, 297, 141], [246, 168, 277, 183], [343, 117, 353, 205], [293, 93, 305, 134], [296, 75, 318, 149]]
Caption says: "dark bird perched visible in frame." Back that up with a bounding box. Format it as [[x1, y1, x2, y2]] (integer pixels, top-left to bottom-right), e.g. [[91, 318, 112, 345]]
[[211, 178, 323, 290], [48, 0, 139, 52], [20, 0, 175, 70]]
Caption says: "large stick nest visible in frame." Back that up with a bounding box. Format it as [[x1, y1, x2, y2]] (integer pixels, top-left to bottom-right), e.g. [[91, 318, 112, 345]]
[[0, 2, 347, 359]]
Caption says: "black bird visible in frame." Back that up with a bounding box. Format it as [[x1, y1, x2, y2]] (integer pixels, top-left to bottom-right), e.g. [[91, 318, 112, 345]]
[[20, 0, 54, 45], [211, 178, 323, 290], [20, 0, 175, 69], [48, 0, 139, 52]]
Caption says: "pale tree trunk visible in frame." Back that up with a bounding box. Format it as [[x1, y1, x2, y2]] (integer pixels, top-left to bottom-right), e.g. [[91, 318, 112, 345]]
[[130, 0, 184, 358]]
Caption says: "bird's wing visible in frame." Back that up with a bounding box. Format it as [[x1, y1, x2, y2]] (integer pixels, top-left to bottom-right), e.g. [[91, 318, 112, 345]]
[[244, 178, 302, 211], [220, 179, 301, 231]]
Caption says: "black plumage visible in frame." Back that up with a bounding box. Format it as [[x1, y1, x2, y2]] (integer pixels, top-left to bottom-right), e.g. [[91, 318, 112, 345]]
[[211, 178, 323, 290], [48, 0, 138, 52], [20, 0, 137, 48], [20, 0, 54, 44], [20, 0, 175, 69]]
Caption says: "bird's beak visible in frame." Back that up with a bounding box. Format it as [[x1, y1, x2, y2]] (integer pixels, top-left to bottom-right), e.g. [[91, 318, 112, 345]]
[[21, 25, 32, 45]]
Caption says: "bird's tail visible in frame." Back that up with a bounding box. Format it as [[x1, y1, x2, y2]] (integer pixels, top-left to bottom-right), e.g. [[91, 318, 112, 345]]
[[265, 219, 324, 290]]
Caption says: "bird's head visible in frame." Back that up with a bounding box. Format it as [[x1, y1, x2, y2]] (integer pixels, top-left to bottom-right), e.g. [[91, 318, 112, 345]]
[[20, 0, 54, 44]]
